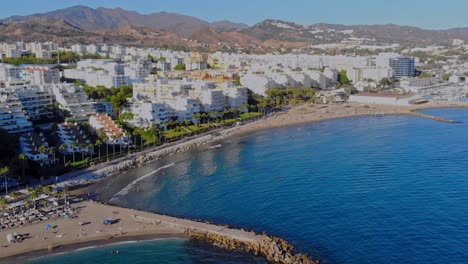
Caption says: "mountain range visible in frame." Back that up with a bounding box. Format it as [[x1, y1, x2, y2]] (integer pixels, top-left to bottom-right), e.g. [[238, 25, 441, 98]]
[[1, 5, 468, 50]]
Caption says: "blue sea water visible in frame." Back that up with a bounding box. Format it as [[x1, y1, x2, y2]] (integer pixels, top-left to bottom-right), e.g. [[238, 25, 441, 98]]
[[28, 108, 468, 264], [26, 239, 265, 264]]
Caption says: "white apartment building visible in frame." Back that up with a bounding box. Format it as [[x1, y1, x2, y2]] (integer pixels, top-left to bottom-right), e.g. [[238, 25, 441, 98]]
[[57, 123, 91, 154], [19, 133, 51, 164], [64, 59, 130, 88], [220, 83, 248, 110], [165, 97, 201, 123], [14, 86, 55, 121], [124, 61, 152, 82], [400, 77, 442, 93], [127, 101, 169, 128], [0, 63, 22, 86], [0, 91, 33, 133], [349, 93, 421, 106], [20, 65, 60, 85], [50, 83, 96, 121], [347, 67, 393, 83]]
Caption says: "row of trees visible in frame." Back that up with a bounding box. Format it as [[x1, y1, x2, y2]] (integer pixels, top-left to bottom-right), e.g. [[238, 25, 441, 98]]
[[261, 87, 318, 107]]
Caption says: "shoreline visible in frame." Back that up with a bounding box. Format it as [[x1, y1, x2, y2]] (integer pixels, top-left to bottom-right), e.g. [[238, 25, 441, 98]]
[[2, 234, 186, 264], [0, 201, 317, 264]]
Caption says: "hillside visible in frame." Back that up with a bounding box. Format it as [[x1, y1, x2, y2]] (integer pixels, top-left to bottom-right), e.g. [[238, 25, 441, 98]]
[[2, 5, 468, 49]]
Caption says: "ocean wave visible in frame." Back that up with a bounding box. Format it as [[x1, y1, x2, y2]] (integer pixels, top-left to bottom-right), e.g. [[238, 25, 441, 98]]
[[207, 144, 222, 149], [110, 163, 176, 201]]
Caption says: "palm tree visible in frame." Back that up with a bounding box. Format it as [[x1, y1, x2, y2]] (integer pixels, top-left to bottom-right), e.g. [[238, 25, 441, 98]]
[[49, 147, 56, 165], [10, 191, 19, 201], [0, 197, 8, 212], [95, 140, 102, 162], [112, 140, 116, 159], [29, 190, 39, 209], [80, 144, 85, 161], [59, 143, 67, 165], [88, 143, 94, 162], [24, 200, 31, 210], [70, 143, 77, 165], [35, 185, 43, 200], [43, 185, 53, 196], [18, 153, 27, 181], [38, 145, 47, 165], [0, 166, 10, 195]]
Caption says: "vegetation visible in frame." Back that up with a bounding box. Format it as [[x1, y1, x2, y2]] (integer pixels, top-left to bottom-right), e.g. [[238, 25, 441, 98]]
[[338, 70, 350, 85], [442, 73, 451, 81], [262, 88, 317, 107], [174, 64, 186, 71]]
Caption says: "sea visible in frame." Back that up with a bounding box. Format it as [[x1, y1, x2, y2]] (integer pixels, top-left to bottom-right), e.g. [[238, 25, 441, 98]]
[[26, 108, 468, 264]]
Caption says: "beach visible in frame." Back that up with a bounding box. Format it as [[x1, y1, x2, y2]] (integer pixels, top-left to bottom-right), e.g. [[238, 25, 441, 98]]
[[231, 101, 468, 135], [0, 201, 185, 262], [0, 199, 315, 264]]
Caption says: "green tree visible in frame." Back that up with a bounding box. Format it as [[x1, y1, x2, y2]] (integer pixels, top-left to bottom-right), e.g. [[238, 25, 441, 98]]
[[70, 143, 77, 165], [379, 77, 392, 87], [174, 64, 186, 71], [29, 190, 39, 209], [442, 74, 451, 81], [59, 143, 68, 165], [95, 140, 102, 162], [49, 147, 56, 165], [0, 166, 10, 194], [339, 70, 350, 85], [0, 197, 7, 211], [88, 143, 94, 162], [38, 145, 48, 165], [18, 153, 27, 181]]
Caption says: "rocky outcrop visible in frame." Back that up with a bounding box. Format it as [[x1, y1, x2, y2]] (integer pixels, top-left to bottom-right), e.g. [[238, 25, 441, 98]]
[[185, 229, 318, 264]]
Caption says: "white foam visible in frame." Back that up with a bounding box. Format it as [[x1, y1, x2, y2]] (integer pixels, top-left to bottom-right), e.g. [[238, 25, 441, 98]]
[[207, 144, 222, 149], [110, 163, 175, 201]]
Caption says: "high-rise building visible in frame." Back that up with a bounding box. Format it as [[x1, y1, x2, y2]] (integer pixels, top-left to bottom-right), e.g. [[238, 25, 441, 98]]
[[389, 57, 415, 79]]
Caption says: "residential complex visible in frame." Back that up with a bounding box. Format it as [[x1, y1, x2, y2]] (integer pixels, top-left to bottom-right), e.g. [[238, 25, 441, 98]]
[[0, 39, 466, 168]]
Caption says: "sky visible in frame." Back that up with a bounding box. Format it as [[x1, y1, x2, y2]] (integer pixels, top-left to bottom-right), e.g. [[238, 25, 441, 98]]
[[0, 0, 467, 30]]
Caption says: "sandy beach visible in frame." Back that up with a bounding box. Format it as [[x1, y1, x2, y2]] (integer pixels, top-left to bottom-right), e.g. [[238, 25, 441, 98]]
[[231, 101, 468, 135], [0, 201, 185, 262]]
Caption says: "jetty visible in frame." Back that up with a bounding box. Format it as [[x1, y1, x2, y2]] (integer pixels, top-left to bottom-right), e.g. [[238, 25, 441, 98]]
[[130, 211, 317, 264]]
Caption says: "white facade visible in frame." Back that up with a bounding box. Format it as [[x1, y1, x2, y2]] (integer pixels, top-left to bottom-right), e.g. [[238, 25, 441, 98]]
[[349, 93, 420, 106], [50, 83, 96, 121], [64, 59, 130, 88], [0, 91, 33, 133], [128, 101, 169, 128], [20, 65, 60, 85]]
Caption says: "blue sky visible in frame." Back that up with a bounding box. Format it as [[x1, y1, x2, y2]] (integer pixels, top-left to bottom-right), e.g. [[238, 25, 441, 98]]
[[1, 0, 466, 29]]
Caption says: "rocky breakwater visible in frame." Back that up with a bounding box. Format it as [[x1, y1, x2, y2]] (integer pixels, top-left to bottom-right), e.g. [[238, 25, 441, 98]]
[[186, 229, 318, 264]]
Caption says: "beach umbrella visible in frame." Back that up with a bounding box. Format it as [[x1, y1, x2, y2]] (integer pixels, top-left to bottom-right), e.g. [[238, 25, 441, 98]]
[[6, 234, 14, 243], [45, 224, 52, 230], [103, 219, 112, 225]]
